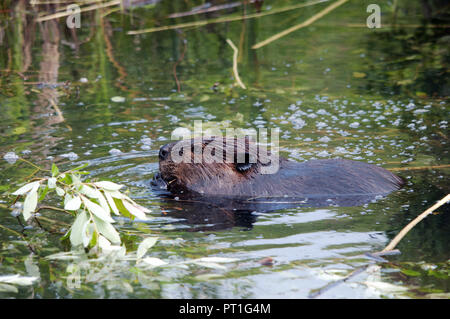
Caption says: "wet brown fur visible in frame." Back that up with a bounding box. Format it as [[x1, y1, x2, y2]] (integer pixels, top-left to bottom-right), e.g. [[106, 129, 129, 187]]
[[157, 137, 403, 198]]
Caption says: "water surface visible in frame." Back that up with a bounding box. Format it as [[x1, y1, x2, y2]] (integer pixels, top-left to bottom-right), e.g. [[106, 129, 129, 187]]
[[0, 0, 449, 298]]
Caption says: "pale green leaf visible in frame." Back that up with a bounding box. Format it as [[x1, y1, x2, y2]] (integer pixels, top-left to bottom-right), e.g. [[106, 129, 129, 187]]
[[105, 190, 127, 199], [95, 190, 110, 214], [93, 181, 124, 191], [55, 187, 65, 196], [137, 237, 158, 259], [104, 191, 119, 215], [64, 193, 73, 206], [70, 211, 88, 247], [97, 236, 123, 253], [71, 174, 81, 186], [98, 235, 112, 250], [123, 200, 148, 220], [82, 197, 114, 223], [0, 274, 38, 286], [92, 217, 120, 244], [51, 163, 59, 177], [47, 177, 57, 189], [12, 181, 40, 196], [83, 222, 95, 247], [79, 185, 98, 198], [64, 196, 81, 211], [124, 197, 151, 213], [0, 283, 18, 293], [23, 190, 38, 221]]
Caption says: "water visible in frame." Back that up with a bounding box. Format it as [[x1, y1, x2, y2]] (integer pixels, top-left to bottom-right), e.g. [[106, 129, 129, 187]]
[[0, 0, 448, 298]]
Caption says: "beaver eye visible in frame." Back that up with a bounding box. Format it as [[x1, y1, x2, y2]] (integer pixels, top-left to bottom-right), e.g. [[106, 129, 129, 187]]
[[236, 162, 253, 172], [179, 149, 184, 157]]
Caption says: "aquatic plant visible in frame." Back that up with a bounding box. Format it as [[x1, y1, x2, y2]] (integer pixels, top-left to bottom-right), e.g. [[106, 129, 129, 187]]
[[10, 160, 151, 252]]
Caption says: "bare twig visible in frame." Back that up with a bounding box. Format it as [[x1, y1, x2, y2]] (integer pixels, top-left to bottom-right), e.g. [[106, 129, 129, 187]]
[[49, 98, 73, 131], [382, 194, 450, 252], [173, 38, 188, 92], [388, 164, 450, 171], [226, 39, 246, 89], [128, 0, 328, 35], [252, 0, 348, 49], [168, 1, 246, 18], [18, 158, 50, 172], [36, 0, 120, 22], [310, 193, 450, 298]]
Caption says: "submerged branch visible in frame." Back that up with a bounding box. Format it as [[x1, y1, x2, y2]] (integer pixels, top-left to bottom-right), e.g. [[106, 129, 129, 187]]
[[226, 39, 246, 89], [382, 194, 450, 252], [310, 193, 450, 298], [173, 38, 188, 92]]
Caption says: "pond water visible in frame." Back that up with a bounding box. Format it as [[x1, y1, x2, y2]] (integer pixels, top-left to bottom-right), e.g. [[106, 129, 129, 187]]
[[0, 0, 449, 298]]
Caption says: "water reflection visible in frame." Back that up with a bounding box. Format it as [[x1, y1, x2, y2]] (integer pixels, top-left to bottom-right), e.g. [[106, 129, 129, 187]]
[[0, 0, 448, 298]]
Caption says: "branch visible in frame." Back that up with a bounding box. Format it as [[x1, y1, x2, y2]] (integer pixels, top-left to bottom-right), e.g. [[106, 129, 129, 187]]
[[252, 0, 348, 49], [226, 39, 246, 89]]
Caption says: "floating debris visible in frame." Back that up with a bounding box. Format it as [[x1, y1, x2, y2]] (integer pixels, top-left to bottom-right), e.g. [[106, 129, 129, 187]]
[[111, 96, 126, 103], [3, 152, 19, 164]]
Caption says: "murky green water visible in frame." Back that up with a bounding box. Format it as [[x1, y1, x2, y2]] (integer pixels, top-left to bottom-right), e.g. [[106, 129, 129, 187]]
[[0, 0, 449, 298]]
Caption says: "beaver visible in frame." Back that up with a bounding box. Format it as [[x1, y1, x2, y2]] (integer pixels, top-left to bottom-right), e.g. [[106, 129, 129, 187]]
[[152, 136, 403, 206]]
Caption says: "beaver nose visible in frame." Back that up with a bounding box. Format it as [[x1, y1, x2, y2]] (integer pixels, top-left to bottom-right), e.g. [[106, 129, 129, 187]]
[[159, 144, 170, 161]]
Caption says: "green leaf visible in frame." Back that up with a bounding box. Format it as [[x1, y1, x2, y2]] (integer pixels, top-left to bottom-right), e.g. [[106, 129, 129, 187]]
[[79, 185, 98, 198], [83, 222, 95, 247], [0, 274, 38, 286], [72, 163, 89, 172], [38, 185, 49, 201], [89, 227, 98, 248], [104, 191, 119, 215], [64, 193, 73, 206], [51, 163, 59, 177], [93, 181, 124, 191], [92, 215, 120, 244], [113, 198, 132, 219], [82, 197, 115, 223], [137, 237, 158, 259], [64, 196, 81, 211], [61, 174, 71, 184], [122, 200, 148, 220], [353, 72, 366, 78], [12, 181, 40, 196], [70, 211, 88, 247], [0, 283, 18, 293], [71, 174, 81, 186], [95, 190, 110, 215], [47, 177, 57, 189], [55, 187, 65, 196], [23, 190, 38, 221], [401, 269, 421, 277], [106, 190, 127, 199]]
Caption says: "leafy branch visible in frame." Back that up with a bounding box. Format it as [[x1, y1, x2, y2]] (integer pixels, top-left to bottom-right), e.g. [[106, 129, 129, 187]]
[[10, 162, 151, 252]]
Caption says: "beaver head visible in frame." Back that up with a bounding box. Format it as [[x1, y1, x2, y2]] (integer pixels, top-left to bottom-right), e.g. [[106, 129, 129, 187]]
[[156, 136, 280, 197]]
